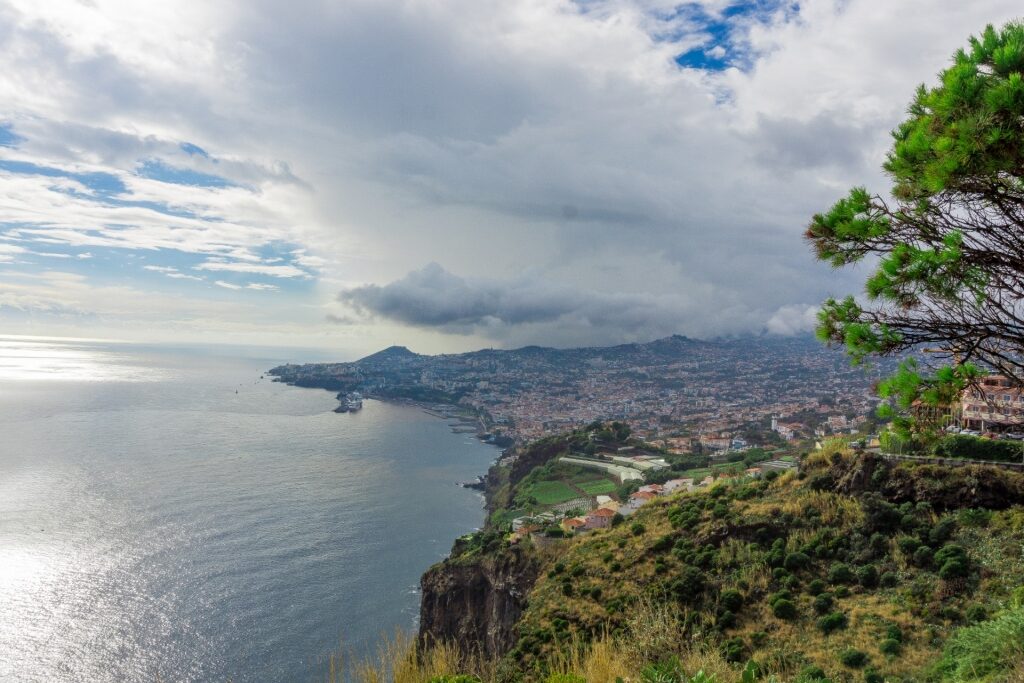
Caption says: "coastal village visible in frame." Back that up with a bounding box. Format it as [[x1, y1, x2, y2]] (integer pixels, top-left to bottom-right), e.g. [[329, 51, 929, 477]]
[[270, 335, 888, 453]]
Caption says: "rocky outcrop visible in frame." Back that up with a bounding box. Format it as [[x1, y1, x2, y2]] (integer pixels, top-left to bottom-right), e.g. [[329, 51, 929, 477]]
[[418, 547, 542, 659], [825, 452, 1024, 510]]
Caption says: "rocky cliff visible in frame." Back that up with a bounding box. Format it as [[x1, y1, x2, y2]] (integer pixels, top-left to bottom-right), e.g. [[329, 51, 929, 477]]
[[418, 546, 542, 659]]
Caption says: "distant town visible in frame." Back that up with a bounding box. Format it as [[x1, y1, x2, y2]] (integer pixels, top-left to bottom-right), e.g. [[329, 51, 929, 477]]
[[270, 334, 892, 452]]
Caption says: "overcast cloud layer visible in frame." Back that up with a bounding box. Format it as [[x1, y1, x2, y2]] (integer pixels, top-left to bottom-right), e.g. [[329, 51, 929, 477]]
[[0, 0, 1020, 354]]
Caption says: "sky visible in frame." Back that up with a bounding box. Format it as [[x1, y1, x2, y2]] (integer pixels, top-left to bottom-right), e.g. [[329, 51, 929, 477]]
[[0, 0, 1020, 358]]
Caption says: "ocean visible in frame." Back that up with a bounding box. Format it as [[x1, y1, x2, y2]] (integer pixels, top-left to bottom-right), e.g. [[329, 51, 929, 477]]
[[0, 336, 499, 682]]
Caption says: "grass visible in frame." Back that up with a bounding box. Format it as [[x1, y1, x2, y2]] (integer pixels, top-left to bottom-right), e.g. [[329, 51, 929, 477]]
[[679, 467, 711, 479], [577, 479, 617, 495], [934, 606, 1024, 681], [525, 480, 579, 505]]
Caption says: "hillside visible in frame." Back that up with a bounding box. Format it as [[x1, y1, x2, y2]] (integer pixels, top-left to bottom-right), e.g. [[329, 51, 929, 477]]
[[416, 442, 1024, 682]]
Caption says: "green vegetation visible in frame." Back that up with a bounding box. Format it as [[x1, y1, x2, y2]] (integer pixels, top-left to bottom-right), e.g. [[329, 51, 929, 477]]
[[576, 479, 617, 496], [806, 20, 1024, 439], [932, 435, 1024, 463], [933, 606, 1024, 681], [493, 444, 1024, 682], [375, 443, 1024, 683], [523, 480, 579, 506]]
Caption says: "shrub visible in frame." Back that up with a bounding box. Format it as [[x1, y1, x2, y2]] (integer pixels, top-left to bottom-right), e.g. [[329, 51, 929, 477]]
[[857, 564, 879, 588], [651, 535, 674, 553], [611, 512, 624, 527], [879, 638, 902, 656], [885, 624, 903, 642], [928, 517, 957, 545], [912, 545, 934, 568], [750, 630, 768, 647], [807, 579, 827, 595], [631, 522, 646, 536], [896, 535, 920, 554], [939, 558, 969, 580], [813, 592, 834, 614], [834, 585, 851, 598], [839, 648, 869, 668], [769, 590, 793, 606], [798, 665, 827, 681], [785, 551, 811, 571], [959, 508, 992, 528], [717, 609, 737, 629], [670, 565, 705, 603], [829, 562, 854, 584], [864, 668, 884, 683], [720, 588, 744, 612], [940, 606, 963, 623], [772, 599, 798, 620], [562, 582, 574, 596], [721, 636, 746, 663], [933, 434, 1024, 463], [879, 571, 898, 588], [935, 544, 970, 580], [966, 604, 988, 623], [818, 611, 848, 633]]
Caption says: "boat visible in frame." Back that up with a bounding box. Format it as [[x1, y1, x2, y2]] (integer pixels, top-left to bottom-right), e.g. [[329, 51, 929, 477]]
[[346, 392, 364, 411]]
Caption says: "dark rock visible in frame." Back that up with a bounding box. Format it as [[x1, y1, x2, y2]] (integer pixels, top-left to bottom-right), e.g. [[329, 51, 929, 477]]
[[418, 547, 542, 659]]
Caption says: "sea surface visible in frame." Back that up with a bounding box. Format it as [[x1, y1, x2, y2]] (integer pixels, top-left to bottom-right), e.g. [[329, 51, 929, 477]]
[[0, 336, 499, 682]]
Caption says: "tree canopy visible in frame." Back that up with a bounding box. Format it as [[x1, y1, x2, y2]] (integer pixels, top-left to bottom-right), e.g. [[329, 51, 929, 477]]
[[807, 21, 1024, 430]]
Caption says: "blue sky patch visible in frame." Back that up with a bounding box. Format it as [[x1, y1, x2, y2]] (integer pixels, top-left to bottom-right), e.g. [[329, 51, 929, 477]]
[[179, 142, 210, 158], [0, 159, 127, 196], [0, 123, 21, 148], [673, 1, 798, 71], [137, 159, 236, 188]]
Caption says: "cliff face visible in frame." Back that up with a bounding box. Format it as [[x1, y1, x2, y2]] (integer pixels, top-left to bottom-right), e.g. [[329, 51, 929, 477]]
[[418, 547, 542, 659]]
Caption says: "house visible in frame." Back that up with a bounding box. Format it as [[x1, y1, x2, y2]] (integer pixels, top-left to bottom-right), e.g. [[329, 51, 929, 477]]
[[627, 490, 658, 510], [638, 483, 664, 495], [744, 467, 762, 479], [584, 507, 616, 529], [510, 524, 540, 544], [560, 517, 587, 534], [595, 495, 614, 507], [664, 478, 694, 494]]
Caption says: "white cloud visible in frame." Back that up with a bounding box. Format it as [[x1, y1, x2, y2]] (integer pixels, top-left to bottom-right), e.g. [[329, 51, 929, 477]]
[[194, 258, 308, 279], [213, 280, 241, 290], [0, 0, 1019, 349]]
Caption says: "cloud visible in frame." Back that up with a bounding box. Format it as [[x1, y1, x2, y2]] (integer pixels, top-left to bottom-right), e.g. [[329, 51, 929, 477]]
[[143, 264, 204, 281], [0, 243, 27, 262], [245, 282, 278, 291], [340, 262, 805, 345], [765, 304, 820, 336], [1, 0, 1021, 350], [213, 280, 241, 290], [194, 258, 308, 279]]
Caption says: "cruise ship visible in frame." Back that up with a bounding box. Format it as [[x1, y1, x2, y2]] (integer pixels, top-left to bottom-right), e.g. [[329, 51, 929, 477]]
[[345, 392, 364, 411]]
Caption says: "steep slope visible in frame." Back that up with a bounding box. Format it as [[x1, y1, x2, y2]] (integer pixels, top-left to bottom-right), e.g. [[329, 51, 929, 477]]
[[502, 450, 1024, 680]]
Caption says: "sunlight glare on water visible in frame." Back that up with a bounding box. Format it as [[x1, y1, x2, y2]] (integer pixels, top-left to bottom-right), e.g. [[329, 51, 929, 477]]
[[0, 337, 497, 682], [0, 336, 166, 382]]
